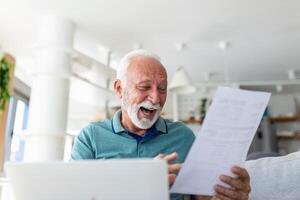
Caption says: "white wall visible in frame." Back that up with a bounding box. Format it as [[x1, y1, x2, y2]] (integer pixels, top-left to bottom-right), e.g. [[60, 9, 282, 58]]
[[268, 93, 300, 116]]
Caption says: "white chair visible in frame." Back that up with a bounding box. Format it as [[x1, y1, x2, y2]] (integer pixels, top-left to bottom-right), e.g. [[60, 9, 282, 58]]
[[245, 151, 300, 200]]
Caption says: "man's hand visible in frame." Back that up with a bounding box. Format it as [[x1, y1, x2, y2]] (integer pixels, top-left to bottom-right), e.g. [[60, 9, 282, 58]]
[[213, 166, 251, 200], [154, 152, 182, 185]]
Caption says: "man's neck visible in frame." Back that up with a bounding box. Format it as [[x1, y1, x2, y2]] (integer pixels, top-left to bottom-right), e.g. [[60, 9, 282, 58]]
[[120, 110, 147, 136]]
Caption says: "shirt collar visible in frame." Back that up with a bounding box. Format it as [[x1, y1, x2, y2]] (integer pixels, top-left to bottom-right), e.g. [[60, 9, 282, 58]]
[[111, 110, 168, 134], [112, 110, 125, 133], [155, 115, 167, 134]]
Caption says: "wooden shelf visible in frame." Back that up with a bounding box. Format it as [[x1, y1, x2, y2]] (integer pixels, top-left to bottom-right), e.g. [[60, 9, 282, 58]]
[[276, 135, 300, 140], [269, 115, 300, 123], [182, 119, 202, 124]]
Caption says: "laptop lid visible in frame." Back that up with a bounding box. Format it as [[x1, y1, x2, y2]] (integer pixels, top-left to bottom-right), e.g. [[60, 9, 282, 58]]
[[5, 159, 169, 200]]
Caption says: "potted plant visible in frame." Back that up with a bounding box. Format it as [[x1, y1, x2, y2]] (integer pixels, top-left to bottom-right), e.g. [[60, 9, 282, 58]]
[[0, 54, 15, 111]]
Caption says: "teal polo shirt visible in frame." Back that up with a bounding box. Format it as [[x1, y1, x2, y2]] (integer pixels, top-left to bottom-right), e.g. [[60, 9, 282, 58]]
[[71, 110, 195, 200]]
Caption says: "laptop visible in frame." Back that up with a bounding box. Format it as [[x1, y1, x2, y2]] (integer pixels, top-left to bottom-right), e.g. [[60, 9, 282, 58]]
[[5, 159, 169, 200]]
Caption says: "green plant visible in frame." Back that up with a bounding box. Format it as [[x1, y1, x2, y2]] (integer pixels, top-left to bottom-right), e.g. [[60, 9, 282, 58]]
[[199, 98, 208, 121], [0, 56, 14, 110]]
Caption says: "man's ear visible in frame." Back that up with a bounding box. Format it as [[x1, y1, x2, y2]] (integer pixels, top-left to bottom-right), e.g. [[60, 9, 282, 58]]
[[114, 79, 123, 99]]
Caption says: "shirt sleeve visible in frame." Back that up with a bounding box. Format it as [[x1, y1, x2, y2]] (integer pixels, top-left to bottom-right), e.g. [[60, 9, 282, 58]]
[[70, 125, 95, 160]]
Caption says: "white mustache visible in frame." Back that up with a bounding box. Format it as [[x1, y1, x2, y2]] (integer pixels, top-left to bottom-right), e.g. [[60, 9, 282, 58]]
[[137, 101, 161, 110]]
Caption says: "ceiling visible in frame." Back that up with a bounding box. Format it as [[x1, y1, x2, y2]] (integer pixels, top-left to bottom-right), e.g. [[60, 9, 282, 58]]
[[1, 0, 300, 83]]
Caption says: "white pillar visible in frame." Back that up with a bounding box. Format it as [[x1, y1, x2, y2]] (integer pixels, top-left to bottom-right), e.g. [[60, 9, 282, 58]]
[[173, 93, 179, 121], [24, 15, 75, 161]]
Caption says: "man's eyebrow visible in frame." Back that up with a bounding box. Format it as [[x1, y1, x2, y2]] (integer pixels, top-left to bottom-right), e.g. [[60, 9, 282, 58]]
[[136, 80, 152, 85]]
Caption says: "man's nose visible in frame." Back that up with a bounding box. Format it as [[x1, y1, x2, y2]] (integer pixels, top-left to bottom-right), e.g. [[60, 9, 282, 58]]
[[148, 88, 160, 104]]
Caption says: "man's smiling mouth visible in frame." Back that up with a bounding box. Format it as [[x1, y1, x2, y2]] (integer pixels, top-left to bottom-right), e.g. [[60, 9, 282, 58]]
[[140, 107, 156, 117]]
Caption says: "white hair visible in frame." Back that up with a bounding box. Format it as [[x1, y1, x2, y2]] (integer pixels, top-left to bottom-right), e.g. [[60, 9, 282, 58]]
[[116, 49, 163, 85]]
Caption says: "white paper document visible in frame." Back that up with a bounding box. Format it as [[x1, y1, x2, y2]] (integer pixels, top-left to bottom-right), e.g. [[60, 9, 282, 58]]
[[170, 87, 271, 196]]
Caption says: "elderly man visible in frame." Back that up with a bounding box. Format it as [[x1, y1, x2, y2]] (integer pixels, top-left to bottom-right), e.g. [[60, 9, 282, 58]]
[[71, 50, 251, 200]]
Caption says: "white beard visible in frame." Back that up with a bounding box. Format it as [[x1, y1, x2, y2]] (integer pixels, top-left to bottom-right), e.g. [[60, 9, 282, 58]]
[[122, 99, 162, 130]]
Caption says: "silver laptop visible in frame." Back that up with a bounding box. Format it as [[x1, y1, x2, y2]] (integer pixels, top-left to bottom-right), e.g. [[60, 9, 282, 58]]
[[5, 159, 169, 200]]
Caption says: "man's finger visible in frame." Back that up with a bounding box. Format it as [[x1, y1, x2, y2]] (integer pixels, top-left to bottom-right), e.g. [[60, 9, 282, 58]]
[[168, 163, 182, 173], [163, 152, 178, 163], [168, 174, 176, 185], [154, 153, 165, 159], [214, 184, 239, 199], [215, 184, 249, 200], [211, 197, 222, 200], [231, 166, 250, 182], [219, 175, 245, 190], [215, 193, 233, 200]]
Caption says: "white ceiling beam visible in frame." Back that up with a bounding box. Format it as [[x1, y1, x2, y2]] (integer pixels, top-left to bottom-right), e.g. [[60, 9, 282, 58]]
[[72, 49, 116, 78]]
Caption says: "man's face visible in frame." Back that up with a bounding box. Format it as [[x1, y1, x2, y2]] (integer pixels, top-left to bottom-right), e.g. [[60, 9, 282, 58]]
[[117, 57, 168, 129]]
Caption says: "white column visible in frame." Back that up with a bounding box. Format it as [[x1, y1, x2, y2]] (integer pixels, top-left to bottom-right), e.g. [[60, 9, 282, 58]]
[[24, 15, 75, 161], [172, 93, 179, 121]]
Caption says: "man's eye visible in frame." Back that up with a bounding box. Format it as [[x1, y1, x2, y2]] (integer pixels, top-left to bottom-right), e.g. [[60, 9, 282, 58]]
[[138, 86, 150, 90], [158, 87, 167, 92]]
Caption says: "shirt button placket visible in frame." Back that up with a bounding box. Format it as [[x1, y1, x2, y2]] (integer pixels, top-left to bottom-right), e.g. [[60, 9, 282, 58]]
[[137, 142, 144, 157]]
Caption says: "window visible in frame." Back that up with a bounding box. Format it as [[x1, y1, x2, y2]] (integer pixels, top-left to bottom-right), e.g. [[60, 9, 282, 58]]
[[4, 92, 29, 162]]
